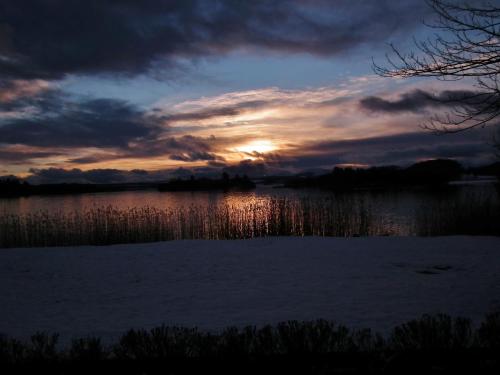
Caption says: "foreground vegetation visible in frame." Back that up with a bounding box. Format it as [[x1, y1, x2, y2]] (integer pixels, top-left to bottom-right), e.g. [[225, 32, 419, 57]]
[[1, 313, 499, 374]]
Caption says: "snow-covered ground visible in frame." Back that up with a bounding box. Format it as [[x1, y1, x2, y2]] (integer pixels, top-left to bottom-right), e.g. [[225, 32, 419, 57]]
[[1, 236, 500, 342]]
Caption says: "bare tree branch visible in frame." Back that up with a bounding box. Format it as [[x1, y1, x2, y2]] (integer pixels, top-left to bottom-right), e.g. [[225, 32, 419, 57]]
[[374, 0, 500, 133]]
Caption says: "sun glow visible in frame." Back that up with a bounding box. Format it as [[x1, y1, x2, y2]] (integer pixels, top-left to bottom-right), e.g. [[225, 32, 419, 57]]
[[234, 139, 276, 154]]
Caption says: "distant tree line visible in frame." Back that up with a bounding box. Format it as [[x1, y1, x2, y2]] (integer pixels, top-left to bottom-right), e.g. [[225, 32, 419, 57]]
[[284, 159, 499, 190], [1, 160, 499, 197], [0, 179, 157, 197], [158, 173, 255, 192], [0, 173, 256, 197]]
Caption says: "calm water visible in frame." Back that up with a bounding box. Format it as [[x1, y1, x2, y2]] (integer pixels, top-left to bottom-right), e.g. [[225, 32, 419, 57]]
[[1, 182, 497, 236]]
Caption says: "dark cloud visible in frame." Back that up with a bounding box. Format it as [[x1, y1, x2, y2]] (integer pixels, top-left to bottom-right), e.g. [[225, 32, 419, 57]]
[[207, 160, 227, 168], [27, 168, 148, 184], [382, 143, 488, 161], [262, 129, 494, 170], [169, 151, 219, 162], [128, 135, 225, 161], [359, 89, 488, 113], [162, 100, 269, 122], [67, 155, 111, 165], [0, 95, 161, 148], [0, 149, 64, 164], [25, 166, 213, 184], [0, 88, 232, 164], [21, 128, 494, 183], [67, 134, 226, 163], [2, 83, 494, 174], [26, 167, 207, 184], [0, 0, 431, 81], [222, 160, 270, 177], [0, 83, 59, 112]]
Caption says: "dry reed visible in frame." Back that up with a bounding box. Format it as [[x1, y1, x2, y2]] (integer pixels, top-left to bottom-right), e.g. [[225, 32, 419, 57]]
[[0, 197, 383, 248]]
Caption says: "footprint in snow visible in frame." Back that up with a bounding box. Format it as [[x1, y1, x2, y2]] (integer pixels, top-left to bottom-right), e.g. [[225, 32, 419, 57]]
[[415, 265, 453, 275]]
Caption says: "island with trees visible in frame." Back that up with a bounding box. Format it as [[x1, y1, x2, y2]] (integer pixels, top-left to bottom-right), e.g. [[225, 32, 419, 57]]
[[158, 173, 256, 192], [284, 159, 468, 190]]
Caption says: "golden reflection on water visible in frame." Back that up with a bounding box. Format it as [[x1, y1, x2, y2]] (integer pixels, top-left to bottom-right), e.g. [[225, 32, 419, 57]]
[[0, 187, 286, 215], [0, 184, 495, 238]]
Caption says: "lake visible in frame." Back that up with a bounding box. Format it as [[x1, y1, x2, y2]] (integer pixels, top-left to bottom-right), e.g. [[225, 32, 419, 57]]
[[1, 182, 497, 237]]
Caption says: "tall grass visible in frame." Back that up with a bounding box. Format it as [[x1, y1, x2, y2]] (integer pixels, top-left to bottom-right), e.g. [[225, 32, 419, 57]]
[[0, 197, 384, 248], [414, 191, 500, 236], [2, 190, 499, 248]]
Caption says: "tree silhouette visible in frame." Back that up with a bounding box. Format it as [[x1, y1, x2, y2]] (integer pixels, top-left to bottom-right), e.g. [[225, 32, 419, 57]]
[[374, 0, 500, 133]]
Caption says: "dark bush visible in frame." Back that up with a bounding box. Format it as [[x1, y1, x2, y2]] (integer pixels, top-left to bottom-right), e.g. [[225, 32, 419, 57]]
[[390, 314, 473, 351], [28, 332, 59, 361], [69, 337, 106, 361], [0, 335, 26, 364], [0, 314, 499, 373], [114, 326, 200, 360], [477, 312, 500, 350], [275, 320, 354, 354]]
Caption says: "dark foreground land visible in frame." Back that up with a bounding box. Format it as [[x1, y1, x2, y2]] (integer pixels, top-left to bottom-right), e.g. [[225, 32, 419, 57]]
[[1, 314, 499, 374]]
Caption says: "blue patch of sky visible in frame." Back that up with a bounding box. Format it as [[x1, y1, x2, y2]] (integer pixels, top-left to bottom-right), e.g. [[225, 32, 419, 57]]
[[60, 21, 434, 110], [61, 52, 374, 106]]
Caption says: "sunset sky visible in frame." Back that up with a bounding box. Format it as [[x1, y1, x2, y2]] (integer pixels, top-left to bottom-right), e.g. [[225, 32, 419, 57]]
[[0, 0, 497, 183]]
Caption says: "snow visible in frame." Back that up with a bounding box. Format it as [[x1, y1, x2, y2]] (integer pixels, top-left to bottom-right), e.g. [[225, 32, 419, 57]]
[[1, 236, 500, 342]]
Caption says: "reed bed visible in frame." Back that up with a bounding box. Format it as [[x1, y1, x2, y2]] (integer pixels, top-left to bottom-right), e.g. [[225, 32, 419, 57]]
[[0, 197, 385, 248], [2, 190, 499, 248], [414, 191, 500, 236]]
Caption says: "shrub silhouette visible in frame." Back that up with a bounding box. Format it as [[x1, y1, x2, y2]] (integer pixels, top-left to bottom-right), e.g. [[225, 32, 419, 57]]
[[69, 337, 106, 361], [28, 332, 59, 361], [477, 312, 500, 350], [275, 320, 354, 354], [390, 314, 473, 351], [0, 314, 500, 373], [114, 326, 201, 360], [0, 335, 26, 364]]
